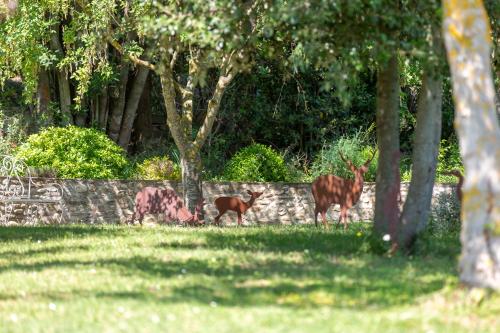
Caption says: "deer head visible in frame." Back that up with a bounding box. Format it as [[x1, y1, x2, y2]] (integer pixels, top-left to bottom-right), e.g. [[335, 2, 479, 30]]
[[339, 149, 377, 176], [246, 190, 264, 199]]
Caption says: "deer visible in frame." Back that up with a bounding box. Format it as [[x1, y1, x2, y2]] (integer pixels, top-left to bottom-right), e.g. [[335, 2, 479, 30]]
[[130, 187, 205, 225], [214, 190, 264, 226], [442, 169, 464, 203], [311, 150, 376, 229]]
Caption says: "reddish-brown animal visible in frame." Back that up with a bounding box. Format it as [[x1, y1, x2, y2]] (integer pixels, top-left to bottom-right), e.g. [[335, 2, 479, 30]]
[[443, 169, 464, 202], [312, 151, 376, 229], [130, 187, 205, 225], [214, 190, 264, 225]]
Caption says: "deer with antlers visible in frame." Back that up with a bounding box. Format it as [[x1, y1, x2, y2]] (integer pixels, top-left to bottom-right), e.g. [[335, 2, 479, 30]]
[[214, 190, 264, 226], [311, 150, 376, 229]]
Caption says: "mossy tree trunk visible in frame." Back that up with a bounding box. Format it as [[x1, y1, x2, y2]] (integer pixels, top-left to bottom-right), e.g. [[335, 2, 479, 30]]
[[443, 0, 500, 290]]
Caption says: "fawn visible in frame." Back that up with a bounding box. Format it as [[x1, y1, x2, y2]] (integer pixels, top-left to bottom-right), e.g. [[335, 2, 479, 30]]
[[214, 190, 264, 226]]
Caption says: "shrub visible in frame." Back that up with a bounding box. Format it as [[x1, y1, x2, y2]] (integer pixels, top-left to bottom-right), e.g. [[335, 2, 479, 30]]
[[223, 143, 289, 182], [16, 126, 131, 179], [135, 156, 181, 181], [310, 132, 377, 181]]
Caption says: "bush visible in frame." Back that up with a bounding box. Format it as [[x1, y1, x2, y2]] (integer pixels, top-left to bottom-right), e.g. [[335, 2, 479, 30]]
[[310, 132, 377, 181], [16, 126, 131, 179], [135, 156, 181, 181], [223, 143, 289, 182]]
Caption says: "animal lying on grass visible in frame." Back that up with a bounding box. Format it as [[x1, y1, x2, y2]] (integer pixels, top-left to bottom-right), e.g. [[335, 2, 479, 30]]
[[130, 187, 205, 225]]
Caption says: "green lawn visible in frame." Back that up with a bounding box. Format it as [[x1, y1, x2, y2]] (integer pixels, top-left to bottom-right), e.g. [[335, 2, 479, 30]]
[[0, 224, 498, 333]]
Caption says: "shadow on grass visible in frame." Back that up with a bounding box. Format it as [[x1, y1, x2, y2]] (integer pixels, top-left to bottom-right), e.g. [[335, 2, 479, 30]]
[[0, 224, 458, 309], [0, 225, 126, 243]]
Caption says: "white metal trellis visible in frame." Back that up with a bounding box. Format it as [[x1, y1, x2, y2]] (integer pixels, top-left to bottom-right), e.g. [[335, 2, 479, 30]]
[[0, 155, 64, 225]]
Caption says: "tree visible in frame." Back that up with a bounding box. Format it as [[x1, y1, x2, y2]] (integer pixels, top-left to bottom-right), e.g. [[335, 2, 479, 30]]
[[110, 1, 270, 211], [442, 0, 500, 290]]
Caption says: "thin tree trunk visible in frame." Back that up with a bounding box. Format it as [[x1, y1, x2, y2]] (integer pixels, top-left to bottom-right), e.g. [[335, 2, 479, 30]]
[[50, 28, 73, 126], [399, 71, 443, 250], [108, 61, 129, 142], [443, 0, 500, 290], [98, 86, 109, 131], [36, 68, 51, 130], [374, 52, 401, 239], [118, 66, 150, 150], [180, 151, 203, 218], [74, 98, 87, 126], [133, 75, 153, 147]]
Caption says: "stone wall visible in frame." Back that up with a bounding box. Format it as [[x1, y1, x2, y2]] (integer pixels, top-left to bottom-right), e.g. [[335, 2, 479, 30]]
[[0, 177, 459, 225]]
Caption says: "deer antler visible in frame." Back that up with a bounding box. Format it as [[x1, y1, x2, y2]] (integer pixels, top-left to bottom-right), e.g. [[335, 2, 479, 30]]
[[339, 151, 355, 169], [364, 149, 377, 166]]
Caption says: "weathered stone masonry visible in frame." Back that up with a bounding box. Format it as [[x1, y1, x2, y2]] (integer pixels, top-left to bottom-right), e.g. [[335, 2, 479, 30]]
[[0, 177, 458, 226]]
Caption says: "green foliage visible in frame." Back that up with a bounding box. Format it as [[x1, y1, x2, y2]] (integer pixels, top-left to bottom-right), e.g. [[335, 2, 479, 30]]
[[436, 138, 463, 183], [0, 108, 28, 156], [310, 131, 378, 181], [223, 143, 289, 182], [135, 156, 181, 181], [15, 126, 130, 179]]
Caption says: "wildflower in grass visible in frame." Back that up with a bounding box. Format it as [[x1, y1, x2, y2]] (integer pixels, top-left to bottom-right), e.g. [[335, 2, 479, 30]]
[[48, 303, 56, 311]]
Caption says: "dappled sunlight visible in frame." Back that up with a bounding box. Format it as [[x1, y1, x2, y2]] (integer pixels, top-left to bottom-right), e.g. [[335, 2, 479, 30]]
[[0, 225, 497, 332]]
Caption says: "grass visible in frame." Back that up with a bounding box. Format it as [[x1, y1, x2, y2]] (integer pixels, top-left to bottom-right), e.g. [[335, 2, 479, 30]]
[[0, 223, 498, 333]]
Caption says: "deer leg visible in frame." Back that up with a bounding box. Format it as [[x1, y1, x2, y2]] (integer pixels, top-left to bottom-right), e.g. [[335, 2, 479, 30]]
[[214, 210, 225, 226], [237, 212, 242, 226], [320, 211, 328, 228], [340, 206, 348, 230], [314, 207, 319, 227]]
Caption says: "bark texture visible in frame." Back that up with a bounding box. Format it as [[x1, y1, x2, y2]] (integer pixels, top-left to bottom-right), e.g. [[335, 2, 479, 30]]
[[399, 71, 443, 250], [108, 62, 129, 142], [443, 0, 500, 290], [50, 28, 72, 126], [374, 53, 401, 238], [118, 66, 149, 150]]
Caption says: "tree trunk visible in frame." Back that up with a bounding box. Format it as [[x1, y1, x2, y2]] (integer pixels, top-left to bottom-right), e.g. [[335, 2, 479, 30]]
[[108, 62, 129, 142], [36, 68, 51, 129], [98, 86, 109, 131], [118, 66, 150, 150], [50, 28, 72, 126], [133, 75, 153, 148], [374, 52, 401, 238], [180, 150, 203, 215], [399, 70, 443, 250], [74, 98, 87, 126], [443, 0, 500, 290]]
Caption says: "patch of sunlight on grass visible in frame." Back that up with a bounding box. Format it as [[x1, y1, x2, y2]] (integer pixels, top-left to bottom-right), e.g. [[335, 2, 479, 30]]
[[0, 224, 498, 333]]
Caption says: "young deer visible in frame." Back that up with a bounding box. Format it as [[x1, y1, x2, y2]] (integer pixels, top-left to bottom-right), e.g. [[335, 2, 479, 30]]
[[214, 190, 264, 226], [311, 150, 376, 229]]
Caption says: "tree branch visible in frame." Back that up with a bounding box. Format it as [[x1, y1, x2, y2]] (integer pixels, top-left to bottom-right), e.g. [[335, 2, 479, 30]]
[[107, 37, 156, 71]]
